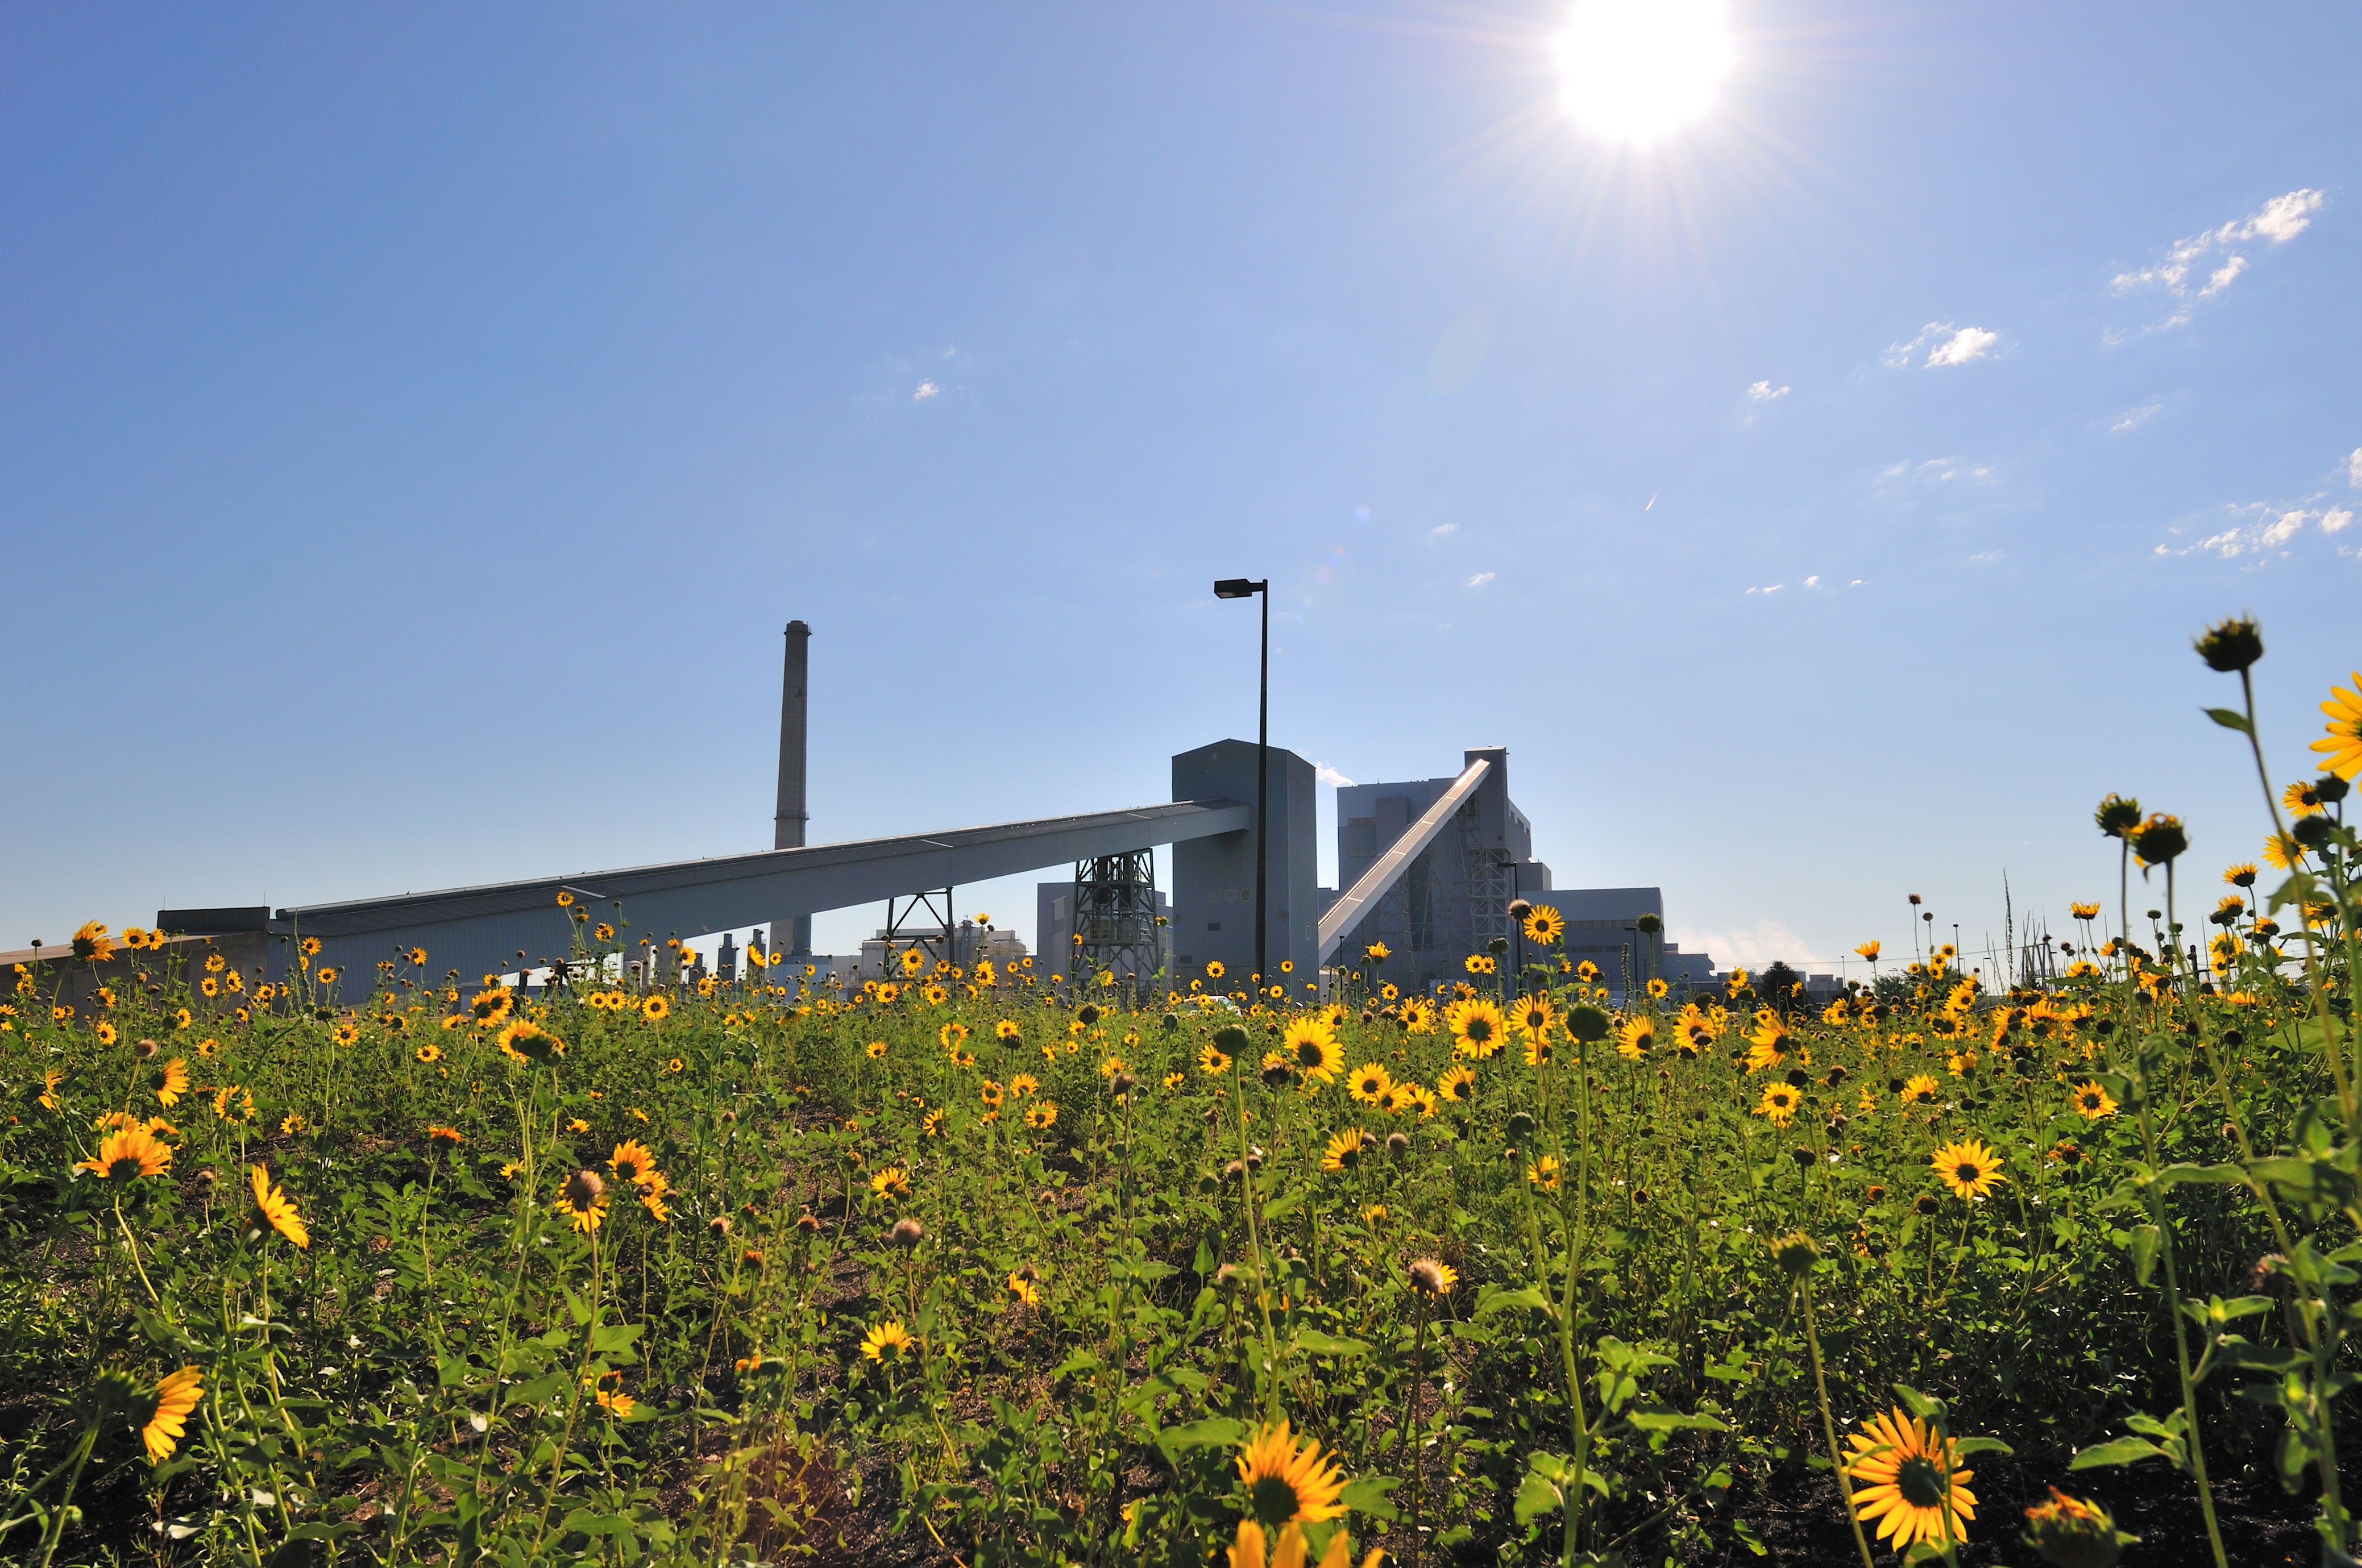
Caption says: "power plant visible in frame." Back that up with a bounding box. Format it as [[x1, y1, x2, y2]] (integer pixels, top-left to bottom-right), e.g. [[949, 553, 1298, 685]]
[[121, 618, 1718, 1000]]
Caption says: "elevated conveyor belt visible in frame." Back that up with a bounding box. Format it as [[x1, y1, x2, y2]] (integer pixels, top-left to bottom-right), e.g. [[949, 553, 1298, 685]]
[[277, 798, 1251, 985], [1314, 756, 1491, 965]]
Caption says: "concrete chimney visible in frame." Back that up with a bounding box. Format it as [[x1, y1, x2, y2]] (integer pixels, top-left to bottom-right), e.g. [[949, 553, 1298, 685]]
[[775, 621, 812, 954]]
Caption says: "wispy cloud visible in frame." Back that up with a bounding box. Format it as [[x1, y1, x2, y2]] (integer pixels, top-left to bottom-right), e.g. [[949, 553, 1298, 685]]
[[2111, 189, 2325, 332], [1463, 571, 1495, 588], [1314, 762, 1356, 788], [1877, 456, 1995, 488], [1430, 522, 1458, 535], [2348, 448, 2362, 488], [1747, 380, 1791, 400], [1668, 917, 1814, 971], [1744, 583, 1783, 594], [1886, 323, 2000, 369], [2111, 404, 2164, 434], [913, 380, 941, 401], [2156, 500, 2336, 560]]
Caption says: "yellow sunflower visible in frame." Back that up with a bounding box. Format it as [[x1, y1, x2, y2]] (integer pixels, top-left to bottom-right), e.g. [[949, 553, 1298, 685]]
[[152, 1058, 189, 1107], [1347, 1063, 1393, 1105], [1844, 1405, 1977, 1551], [1235, 1417, 1347, 1526], [1448, 999, 1507, 1059], [1283, 1017, 1340, 1081], [1615, 1017, 1654, 1059], [2070, 1081, 2118, 1120], [1755, 1083, 1801, 1125], [1931, 1137, 2005, 1200], [860, 1320, 916, 1362], [1901, 1072, 1940, 1104], [609, 1139, 658, 1186], [76, 1125, 173, 1182], [1319, 1127, 1371, 1172], [1199, 1041, 1233, 1075], [1437, 1064, 1477, 1103], [2314, 672, 2362, 779], [554, 1168, 608, 1233], [142, 1366, 204, 1464], [251, 1163, 309, 1248]]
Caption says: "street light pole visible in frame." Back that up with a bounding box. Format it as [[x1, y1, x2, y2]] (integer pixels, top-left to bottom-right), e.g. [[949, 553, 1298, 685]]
[[1214, 577, 1272, 987]]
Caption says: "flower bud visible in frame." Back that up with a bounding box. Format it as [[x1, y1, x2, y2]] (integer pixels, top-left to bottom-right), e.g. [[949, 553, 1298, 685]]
[[2022, 1486, 2132, 1568], [1771, 1232, 1819, 1276], [2192, 615, 2263, 673], [887, 1217, 924, 1250]]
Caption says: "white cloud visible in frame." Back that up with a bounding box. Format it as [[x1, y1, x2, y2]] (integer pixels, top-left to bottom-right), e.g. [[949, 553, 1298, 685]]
[[2111, 404, 2163, 434], [2347, 448, 2362, 487], [1878, 456, 1995, 488], [2156, 500, 2331, 560], [1887, 322, 2000, 369], [1747, 380, 1791, 400], [2246, 189, 2327, 243], [913, 380, 940, 400], [1803, 574, 1820, 587], [1668, 917, 1813, 972], [1745, 583, 1784, 594], [2111, 189, 2325, 330], [1464, 571, 1495, 588], [1314, 762, 1356, 788], [1925, 326, 1999, 367], [1430, 522, 1458, 535]]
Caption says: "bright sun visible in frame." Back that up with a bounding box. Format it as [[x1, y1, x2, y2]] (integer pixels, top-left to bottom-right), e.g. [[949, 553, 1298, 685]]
[[1554, 0, 1736, 145]]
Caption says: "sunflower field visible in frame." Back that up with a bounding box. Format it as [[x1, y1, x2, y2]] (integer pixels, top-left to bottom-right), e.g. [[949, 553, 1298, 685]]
[[3, 623, 2360, 1568]]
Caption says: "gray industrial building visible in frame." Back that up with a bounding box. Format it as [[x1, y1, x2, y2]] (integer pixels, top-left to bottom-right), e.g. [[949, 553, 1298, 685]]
[[113, 619, 1726, 1010], [1318, 754, 1718, 1000]]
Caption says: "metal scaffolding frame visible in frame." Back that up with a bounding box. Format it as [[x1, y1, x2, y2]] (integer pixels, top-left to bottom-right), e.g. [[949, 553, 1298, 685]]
[[1071, 851, 1160, 987], [883, 888, 957, 970]]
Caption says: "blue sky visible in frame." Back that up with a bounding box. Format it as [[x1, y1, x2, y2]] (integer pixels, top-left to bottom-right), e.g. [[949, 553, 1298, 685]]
[[3, 2, 2357, 978]]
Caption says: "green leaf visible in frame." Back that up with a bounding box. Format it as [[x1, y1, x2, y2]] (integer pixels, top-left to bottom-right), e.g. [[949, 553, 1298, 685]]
[[1513, 1469, 1564, 1525], [1340, 1474, 1400, 1521], [1152, 1417, 1244, 1463], [1475, 1286, 1552, 1318], [2156, 1162, 2249, 1191], [1291, 1329, 1372, 1359], [1627, 1409, 1729, 1434], [590, 1322, 644, 1355], [1950, 1435, 2014, 1458], [2204, 707, 2253, 733], [2130, 1224, 2162, 1287], [1260, 1187, 1309, 1223], [2069, 1436, 2172, 1470]]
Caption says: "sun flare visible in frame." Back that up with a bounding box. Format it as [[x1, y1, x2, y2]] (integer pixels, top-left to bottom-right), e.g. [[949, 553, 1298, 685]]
[[1554, 0, 1736, 144]]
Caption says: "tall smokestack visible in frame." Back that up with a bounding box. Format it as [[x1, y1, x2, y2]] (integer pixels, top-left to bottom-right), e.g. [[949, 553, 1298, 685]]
[[775, 620, 812, 954]]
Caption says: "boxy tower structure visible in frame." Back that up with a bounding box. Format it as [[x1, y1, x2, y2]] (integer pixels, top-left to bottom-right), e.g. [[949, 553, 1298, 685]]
[[1171, 739, 1317, 991]]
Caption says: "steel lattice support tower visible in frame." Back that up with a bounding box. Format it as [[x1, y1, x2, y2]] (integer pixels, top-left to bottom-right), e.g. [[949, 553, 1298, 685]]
[[1072, 851, 1160, 988]]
